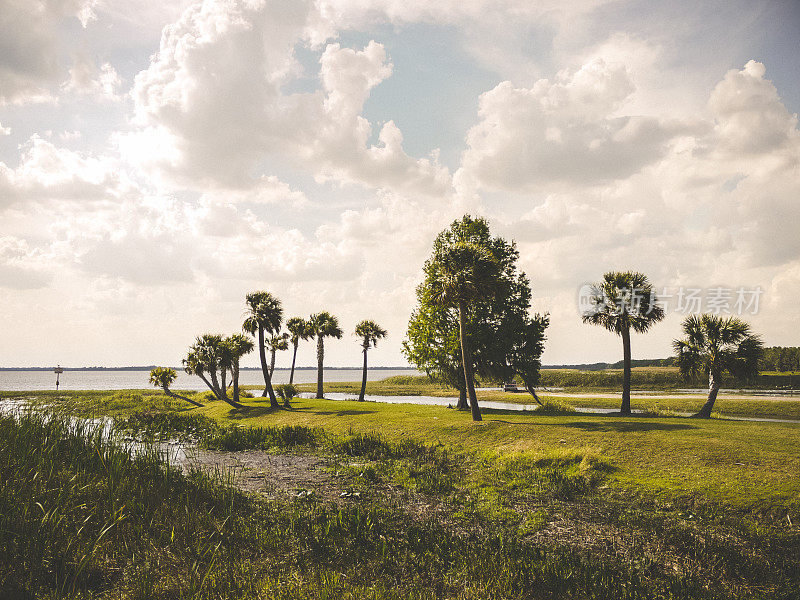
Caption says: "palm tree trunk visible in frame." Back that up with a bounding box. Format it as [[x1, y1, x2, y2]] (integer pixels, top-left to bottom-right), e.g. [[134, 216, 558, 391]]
[[316, 336, 325, 399], [258, 326, 280, 408], [359, 345, 368, 402], [289, 341, 299, 385], [163, 386, 203, 408], [232, 362, 240, 405], [196, 372, 214, 396], [458, 299, 482, 422], [220, 368, 228, 398], [269, 348, 276, 377], [621, 324, 632, 415], [694, 369, 720, 418], [208, 368, 222, 400]]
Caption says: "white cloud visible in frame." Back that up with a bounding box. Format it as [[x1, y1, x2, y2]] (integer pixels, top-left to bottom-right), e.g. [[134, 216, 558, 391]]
[[127, 0, 451, 195], [0, 0, 99, 104], [62, 56, 123, 101], [0, 135, 129, 208], [0, 122, 10, 135], [458, 58, 699, 192]]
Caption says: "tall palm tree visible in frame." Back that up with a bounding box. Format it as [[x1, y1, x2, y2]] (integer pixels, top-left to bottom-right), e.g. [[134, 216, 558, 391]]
[[267, 332, 289, 377], [242, 291, 283, 409], [224, 334, 255, 405], [674, 314, 763, 418], [307, 312, 343, 399], [354, 320, 387, 402], [430, 242, 501, 422], [183, 334, 242, 408], [149, 367, 203, 407], [581, 271, 665, 415], [286, 317, 311, 385]]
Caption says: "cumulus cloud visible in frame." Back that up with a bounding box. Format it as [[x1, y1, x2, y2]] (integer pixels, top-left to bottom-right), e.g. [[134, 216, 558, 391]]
[[458, 58, 699, 192], [128, 0, 451, 195], [0, 236, 53, 289], [62, 55, 123, 101], [0, 0, 99, 104], [0, 136, 129, 208]]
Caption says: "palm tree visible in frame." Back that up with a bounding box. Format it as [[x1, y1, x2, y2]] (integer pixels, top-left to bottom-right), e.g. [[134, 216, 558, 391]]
[[307, 312, 343, 399], [223, 334, 255, 405], [674, 314, 763, 418], [354, 320, 387, 402], [183, 334, 242, 408], [581, 271, 665, 415], [286, 317, 311, 384], [267, 332, 289, 377], [149, 367, 203, 407], [430, 242, 501, 422], [242, 291, 283, 409]]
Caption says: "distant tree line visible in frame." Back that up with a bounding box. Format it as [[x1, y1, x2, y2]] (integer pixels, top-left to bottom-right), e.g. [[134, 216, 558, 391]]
[[760, 347, 800, 372]]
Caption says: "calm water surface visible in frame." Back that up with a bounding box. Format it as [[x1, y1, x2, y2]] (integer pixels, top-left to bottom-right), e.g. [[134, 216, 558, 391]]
[[0, 369, 420, 392]]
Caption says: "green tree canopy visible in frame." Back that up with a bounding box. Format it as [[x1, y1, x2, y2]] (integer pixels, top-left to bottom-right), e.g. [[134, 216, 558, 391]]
[[149, 366, 203, 407], [581, 271, 665, 414], [308, 311, 343, 399], [242, 291, 283, 408], [355, 319, 388, 402], [404, 215, 548, 420], [674, 314, 763, 417]]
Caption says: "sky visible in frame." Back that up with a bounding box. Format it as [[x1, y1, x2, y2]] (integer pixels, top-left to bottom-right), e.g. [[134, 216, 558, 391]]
[[0, 0, 799, 369]]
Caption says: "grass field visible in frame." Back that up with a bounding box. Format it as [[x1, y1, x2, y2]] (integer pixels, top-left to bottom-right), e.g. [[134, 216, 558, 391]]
[[293, 375, 800, 420], [2, 386, 799, 598]]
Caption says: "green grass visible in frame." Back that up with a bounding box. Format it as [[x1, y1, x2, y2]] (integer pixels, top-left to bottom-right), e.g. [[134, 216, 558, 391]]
[[2, 406, 799, 598], [16, 389, 799, 509], [292, 375, 800, 420]]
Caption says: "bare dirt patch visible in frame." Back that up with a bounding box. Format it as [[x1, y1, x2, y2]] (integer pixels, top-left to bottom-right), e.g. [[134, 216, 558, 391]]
[[183, 449, 340, 500]]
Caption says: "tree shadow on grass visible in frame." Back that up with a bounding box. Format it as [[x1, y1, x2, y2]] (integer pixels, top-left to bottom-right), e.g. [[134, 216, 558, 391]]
[[226, 405, 282, 419], [297, 409, 377, 417], [563, 421, 697, 433]]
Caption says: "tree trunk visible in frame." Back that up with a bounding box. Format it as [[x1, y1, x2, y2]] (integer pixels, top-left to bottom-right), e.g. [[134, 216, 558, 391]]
[[316, 336, 325, 399], [220, 367, 228, 399], [455, 366, 468, 410], [693, 369, 720, 418], [359, 344, 368, 402], [458, 299, 482, 422], [289, 341, 299, 385], [208, 368, 222, 400], [620, 324, 632, 415], [163, 386, 203, 408], [269, 348, 276, 377], [232, 362, 240, 405], [456, 386, 468, 410], [258, 327, 280, 408]]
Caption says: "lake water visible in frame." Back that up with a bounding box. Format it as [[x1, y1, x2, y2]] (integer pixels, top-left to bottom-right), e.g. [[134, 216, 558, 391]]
[[0, 368, 421, 392]]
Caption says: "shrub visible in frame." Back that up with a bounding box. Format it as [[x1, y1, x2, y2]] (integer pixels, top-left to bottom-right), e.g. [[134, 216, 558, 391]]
[[275, 384, 298, 401]]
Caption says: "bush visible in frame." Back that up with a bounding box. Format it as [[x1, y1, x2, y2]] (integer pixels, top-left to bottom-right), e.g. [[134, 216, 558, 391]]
[[275, 384, 298, 401]]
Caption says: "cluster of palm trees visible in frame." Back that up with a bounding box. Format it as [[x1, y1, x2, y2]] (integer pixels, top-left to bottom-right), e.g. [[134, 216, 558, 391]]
[[151, 291, 387, 409], [583, 271, 762, 417]]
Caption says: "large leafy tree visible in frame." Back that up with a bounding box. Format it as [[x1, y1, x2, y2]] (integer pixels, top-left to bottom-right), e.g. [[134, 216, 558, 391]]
[[149, 367, 203, 407], [405, 216, 548, 421], [286, 317, 311, 384], [674, 314, 763, 418], [430, 242, 500, 422], [307, 312, 343, 399], [354, 320, 387, 402], [224, 334, 255, 405], [242, 291, 283, 409], [183, 334, 242, 408], [267, 333, 289, 377], [581, 271, 665, 415]]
